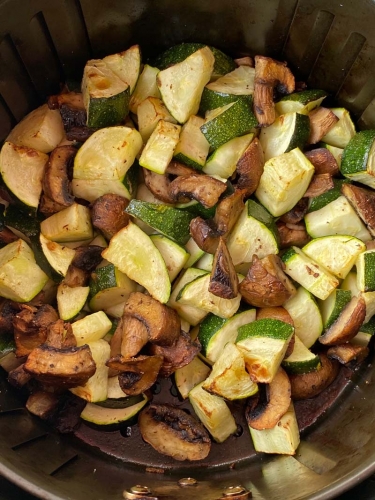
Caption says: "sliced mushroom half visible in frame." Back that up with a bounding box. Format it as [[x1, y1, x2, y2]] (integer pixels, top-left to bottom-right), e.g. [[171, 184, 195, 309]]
[[42, 145, 76, 209], [289, 353, 339, 400], [26, 391, 60, 419], [308, 107, 338, 144], [107, 354, 163, 396], [235, 138, 264, 196], [342, 183, 375, 237], [253, 55, 295, 126], [304, 173, 334, 198], [246, 367, 291, 430], [276, 221, 311, 249], [24, 344, 96, 388], [239, 254, 296, 307], [91, 193, 130, 240], [148, 331, 201, 377], [139, 403, 211, 461], [121, 315, 149, 359], [279, 198, 309, 225], [168, 174, 227, 208], [319, 295, 366, 346], [143, 168, 176, 204], [209, 237, 238, 299], [327, 343, 369, 365], [124, 292, 181, 346], [304, 148, 340, 176]]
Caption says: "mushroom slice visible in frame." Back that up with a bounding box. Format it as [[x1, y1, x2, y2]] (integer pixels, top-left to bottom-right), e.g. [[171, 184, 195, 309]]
[[139, 403, 211, 461], [0, 299, 20, 335], [143, 168, 176, 204], [304, 173, 334, 198], [168, 174, 227, 208], [107, 354, 163, 396], [246, 368, 291, 430], [91, 194, 130, 240], [236, 138, 264, 196], [276, 221, 311, 249], [209, 237, 238, 299], [148, 331, 201, 377], [121, 315, 149, 359], [239, 255, 296, 308], [254, 55, 295, 126], [44, 319, 76, 349], [213, 191, 245, 234], [304, 148, 340, 176], [319, 295, 366, 346], [189, 217, 222, 254], [289, 353, 339, 400], [124, 292, 181, 346], [63, 266, 88, 287], [24, 344, 96, 387], [42, 145, 76, 209], [8, 364, 32, 389], [279, 198, 309, 225], [72, 245, 103, 272], [48, 91, 86, 130], [327, 343, 369, 365], [308, 107, 338, 144], [65, 126, 95, 142], [342, 183, 375, 237], [0, 227, 19, 247], [26, 391, 59, 419], [166, 160, 197, 177], [13, 304, 59, 357]]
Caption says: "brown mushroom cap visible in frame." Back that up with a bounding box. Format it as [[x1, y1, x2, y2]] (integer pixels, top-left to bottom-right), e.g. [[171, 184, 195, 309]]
[[91, 194, 130, 240], [24, 344, 96, 388], [168, 174, 227, 208], [342, 183, 375, 237], [327, 343, 369, 365], [319, 295, 366, 346], [276, 221, 311, 249], [239, 254, 296, 308], [143, 168, 177, 204], [279, 198, 309, 225], [209, 237, 239, 299], [124, 292, 181, 346], [139, 403, 211, 461], [107, 354, 163, 396], [235, 138, 264, 196], [120, 315, 149, 359], [308, 107, 339, 144], [304, 148, 340, 176], [304, 173, 335, 198], [26, 391, 59, 420], [289, 353, 340, 400], [246, 367, 291, 430]]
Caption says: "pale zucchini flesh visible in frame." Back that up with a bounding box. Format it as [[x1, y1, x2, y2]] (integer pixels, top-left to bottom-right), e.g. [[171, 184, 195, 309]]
[[137, 97, 177, 143], [175, 356, 211, 399], [72, 311, 113, 346], [57, 284, 90, 321], [40, 203, 94, 243], [129, 64, 161, 114]]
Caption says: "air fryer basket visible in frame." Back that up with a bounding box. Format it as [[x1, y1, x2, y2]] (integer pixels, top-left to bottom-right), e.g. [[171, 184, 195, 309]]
[[1, 0, 375, 498]]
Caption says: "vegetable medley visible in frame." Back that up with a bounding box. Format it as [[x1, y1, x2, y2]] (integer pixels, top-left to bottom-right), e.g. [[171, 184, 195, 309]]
[[0, 41, 374, 462]]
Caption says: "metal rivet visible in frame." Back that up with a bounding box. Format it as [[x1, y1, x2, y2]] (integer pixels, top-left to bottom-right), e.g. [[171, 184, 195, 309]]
[[178, 477, 198, 487], [130, 485, 151, 495], [223, 485, 247, 496]]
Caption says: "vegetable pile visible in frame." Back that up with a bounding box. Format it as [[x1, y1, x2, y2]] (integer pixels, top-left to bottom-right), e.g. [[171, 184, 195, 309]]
[[0, 42, 374, 462]]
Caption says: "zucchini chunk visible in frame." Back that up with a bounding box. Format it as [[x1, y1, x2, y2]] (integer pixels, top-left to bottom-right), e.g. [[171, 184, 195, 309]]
[[0, 240, 48, 302], [82, 59, 130, 128], [282, 336, 320, 374], [175, 356, 211, 399], [173, 115, 210, 170], [57, 284, 90, 321], [321, 108, 356, 149], [81, 394, 148, 427], [275, 89, 327, 115], [356, 249, 375, 291], [340, 129, 375, 189], [129, 64, 161, 114], [40, 203, 93, 243], [157, 46, 215, 124], [150, 234, 189, 281], [189, 382, 237, 442], [103, 45, 141, 94], [203, 133, 253, 178], [0, 142, 47, 209], [102, 221, 171, 304], [39, 234, 76, 278], [137, 97, 177, 143], [6, 104, 64, 153], [71, 311, 113, 346]]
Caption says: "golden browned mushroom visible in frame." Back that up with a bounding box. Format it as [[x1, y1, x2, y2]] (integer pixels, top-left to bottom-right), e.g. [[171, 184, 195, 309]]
[[304, 148, 340, 176], [289, 353, 339, 400], [342, 183, 375, 237], [64, 245, 103, 287], [121, 315, 149, 359], [308, 107, 338, 144], [166, 160, 198, 176], [279, 198, 309, 225], [13, 304, 59, 357], [91, 193, 130, 240], [107, 354, 163, 396], [239, 255, 296, 308], [276, 221, 311, 249], [319, 295, 366, 346], [48, 91, 93, 142], [246, 368, 291, 430], [235, 138, 264, 196], [0, 300, 21, 335], [168, 174, 227, 208], [8, 364, 32, 389], [26, 391, 59, 419], [139, 403, 211, 461], [189, 191, 245, 254], [143, 168, 177, 204], [209, 237, 238, 299], [253, 55, 295, 127], [234, 56, 254, 67], [44, 319, 77, 349], [304, 173, 335, 198], [41, 146, 76, 216], [24, 344, 96, 388], [123, 292, 181, 346], [327, 343, 369, 365], [148, 331, 201, 377]]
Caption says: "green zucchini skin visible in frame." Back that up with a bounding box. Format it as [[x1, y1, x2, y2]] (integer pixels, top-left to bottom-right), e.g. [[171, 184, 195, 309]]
[[87, 88, 130, 128], [340, 129, 375, 177]]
